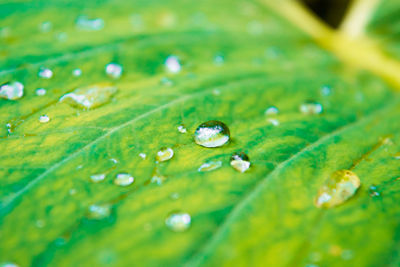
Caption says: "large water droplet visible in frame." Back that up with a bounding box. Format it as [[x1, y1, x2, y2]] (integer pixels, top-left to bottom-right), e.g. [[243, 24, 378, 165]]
[[264, 106, 278, 116], [314, 170, 360, 208], [114, 173, 134, 186], [156, 147, 174, 162], [76, 15, 104, 31], [87, 204, 111, 220], [165, 55, 181, 73], [300, 101, 323, 115], [0, 81, 24, 100], [198, 160, 222, 172], [230, 152, 250, 173], [38, 67, 53, 79], [105, 63, 123, 79], [39, 115, 50, 123], [90, 173, 106, 183], [194, 120, 230, 148], [165, 211, 191, 232], [59, 83, 117, 110], [36, 88, 46, 96]]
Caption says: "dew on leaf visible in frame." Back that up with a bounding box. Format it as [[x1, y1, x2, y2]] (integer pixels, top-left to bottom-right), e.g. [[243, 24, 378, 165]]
[[198, 161, 222, 172], [39, 21, 52, 32], [160, 77, 174, 86], [264, 106, 279, 115], [156, 147, 174, 162], [35, 220, 45, 228], [170, 192, 179, 200], [110, 158, 118, 164], [39, 115, 50, 123], [87, 204, 112, 220], [105, 63, 123, 79], [368, 185, 381, 198], [314, 170, 360, 208], [76, 15, 104, 31], [213, 53, 224, 65], [38, 67, 53, 79], [114, 173, 134, 186], [267, 118, 279, 126], [321, 85, 331, 96], [72, 68, 82, 77], [230, 152, 250, 173], [177, 125, 187, 133], [165, 55, 181, 73], [69, 188, 77, 195], [59, 83, 117, 110], [139, 153, 146, 159], [300, 101, 323, 115], [0, 81, 24, 100], [151, 174, 166, 185], [90, 173, 106, 183], [36, 88, 46, 96], [165, 211, 191, 232], [194, 120, 230, 148]]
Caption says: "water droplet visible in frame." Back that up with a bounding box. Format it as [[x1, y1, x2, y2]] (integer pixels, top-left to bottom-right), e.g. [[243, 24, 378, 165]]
[[300, 101, 323, 115], [105, 63, 123, 79], [321, 85, 331, 96], [230, 152, 250, 173], [36, 88, 46, 96], [314, 170, 360, 208], [368, 185, 381, 198], [170, 192, 180, 200], [39, 115, 50, 123], [194, 120, 230, 148], [0, 262, 19, 267], [165, 55, 181, 73], [213, 53, 224, 65], [212, 89, 221, 96], [39, 21, 52, 32], [87, 204, 111, 220], [156, 147, 174, 162], [177, 125, 187, 133], [59, 83, 117, 110], [114, 173, 134, 186], [394, 152, 400, 159], [72, 68, 82, 77], [69, 188, 77, 195], [90, 173, 106, 183], [198, 161, 222, 172], [76, 15, 104, 31], [267, 118, 279, 126], [55, 32, 68, 42], [264, 106, 279, 115], [151, 174, 166, 185], [38, 67, 53, 79], [165, 211, 191, 232], [110, 158, 118, 164], [139, 153, 146, 159], [0, 81, 24, 100]]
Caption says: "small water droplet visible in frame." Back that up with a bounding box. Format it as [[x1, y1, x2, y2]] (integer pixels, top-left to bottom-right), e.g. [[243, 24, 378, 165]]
[[213, 53, 224, 65], [90, 173, 106, 183], [394, 152, 400, 159], [0, 262, 19, 267], [105, 63, 123, 79], [151, 174, 166, 185], [55, 32, 68, 42], [36, 88, 46, 96], [39, 21, 52, 32], [321, 85, 331, 96], [368, 185, 381, 198], [139, 153, 146, 159], [0, 81, 24, 100], [72, 68, 82, 77], [114, 173, 134, 186], [194, 120, 230, 148], [38, 67, 53, 79], [230, 152, 250, 173], [267, 118, 279, 126], [165, 211, 191, 232], [59, 83, 117, 110], [198, 161, 222, 172], [170, 192, 180, 200], [300, 101, 323, 115], [314, 170, 360, 208], [264, 106, 279, 115], [160, 77, 174, 86], [69, 188, 77, 195], [156, 147, 174, 162], [76, 15, 104, 31], [39, 115, 50, 123], [87, 204, 111, 220], [212, 89, 221, 96], [165, 55, 181, 73], [177, 125, 187, 133]]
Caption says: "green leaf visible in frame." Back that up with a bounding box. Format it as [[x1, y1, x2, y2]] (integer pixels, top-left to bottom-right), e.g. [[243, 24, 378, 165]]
[[1, 0, 400, 266]]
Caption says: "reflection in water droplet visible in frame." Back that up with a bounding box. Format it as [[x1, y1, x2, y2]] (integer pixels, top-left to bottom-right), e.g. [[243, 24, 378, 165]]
[[87, 204, 111, 220], [267, 118, 279, 126], [39, 115, 50, 123], [300, 101, 323, 115], [368, 185, 381, 198], [194, 120, 230, 148], [38, 67, 53, 79], [59, 84, 117, 110], [230, 152, 250, 173], [156, 147, 174, 162], [151, 174, 166, 185], [139, 153, 146, 159], [315, 170, 360, 208], [0, 81, 24, 100], [165, 55, 181, 73], [36, 88, 46, 96], [177, 125, 187, 133], [198, 161, 222, 172], [76, 15, 104, 31], [264, 106, 278, 115], [105, 63, 123, 79], [114, 173, 134, 186], [72, 68, 82, 77], [90, 173, 106, 183], [165, 211, 191, 232]]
